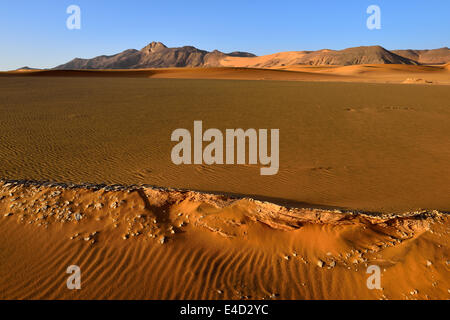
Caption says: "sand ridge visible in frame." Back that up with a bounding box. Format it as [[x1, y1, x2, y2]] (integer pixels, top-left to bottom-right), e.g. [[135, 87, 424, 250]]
[[2, 63, 450, 84], [0, 179, 449, 299]]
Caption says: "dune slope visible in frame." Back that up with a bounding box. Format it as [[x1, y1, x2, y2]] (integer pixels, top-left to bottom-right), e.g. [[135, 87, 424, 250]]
[[0, 180, 449, 300]]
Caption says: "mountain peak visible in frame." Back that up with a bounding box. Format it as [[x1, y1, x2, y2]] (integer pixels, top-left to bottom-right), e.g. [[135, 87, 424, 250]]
[[141, 41, 167, 53]]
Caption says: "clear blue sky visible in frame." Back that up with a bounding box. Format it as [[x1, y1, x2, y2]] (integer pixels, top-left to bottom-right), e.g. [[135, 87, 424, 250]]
[[0, 0, 449, 70]]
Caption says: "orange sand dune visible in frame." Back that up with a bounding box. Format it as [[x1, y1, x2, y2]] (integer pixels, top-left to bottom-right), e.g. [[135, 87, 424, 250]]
[[0, 180, 448, 300], [0, 67, 345, 82], [280, 64, 450, 84], [2, 64, 449, 84]]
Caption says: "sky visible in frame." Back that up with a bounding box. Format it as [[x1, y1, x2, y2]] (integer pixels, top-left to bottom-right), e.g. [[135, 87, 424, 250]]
[[0, 0, 449, 70]]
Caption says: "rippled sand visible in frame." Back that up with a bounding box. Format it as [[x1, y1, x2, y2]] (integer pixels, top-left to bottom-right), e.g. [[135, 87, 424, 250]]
[[1, 180, 449, 300], [1, 73, 450, 213]]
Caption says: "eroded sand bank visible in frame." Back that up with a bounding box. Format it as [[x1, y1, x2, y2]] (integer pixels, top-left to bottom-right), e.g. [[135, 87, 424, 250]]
[[0, 180, 448, 300]]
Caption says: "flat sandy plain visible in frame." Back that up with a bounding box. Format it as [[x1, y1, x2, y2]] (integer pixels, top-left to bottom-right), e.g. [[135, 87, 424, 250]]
[[0, 66, 449, 299]]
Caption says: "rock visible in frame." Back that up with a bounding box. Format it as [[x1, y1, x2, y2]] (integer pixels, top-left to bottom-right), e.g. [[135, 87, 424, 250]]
[[317, 260, 324, 268], [4, 212, 13, 217], [94, 203, 103, 209], [284, 255, 290, 260], [426, 260, 432, 267], [74, 213, 82, 221], [159, 236, 166, 244]]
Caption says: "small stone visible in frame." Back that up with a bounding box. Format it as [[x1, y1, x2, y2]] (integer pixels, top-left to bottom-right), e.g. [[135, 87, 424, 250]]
[[317, 260, 324, 268], [94, 203, 103, 209], [4, 212, 13, 217], [84, 237, 90, 241], [159, 236, 166, 244], [426, 260, 432, 267], [123, 234, 129, 240], [284, 255, 290, 260]]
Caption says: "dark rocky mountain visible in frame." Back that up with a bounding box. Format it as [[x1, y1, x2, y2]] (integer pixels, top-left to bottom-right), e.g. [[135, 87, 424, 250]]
[[296, 46, 418, 66], [54, 42, 449, 70], [55, 41, 256, 69], [392, 47, 450, 65]]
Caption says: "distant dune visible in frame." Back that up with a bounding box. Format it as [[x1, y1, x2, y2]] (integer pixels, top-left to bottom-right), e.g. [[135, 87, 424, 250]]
[[53, 42, 450, 70], [4, 63, 449, 85]]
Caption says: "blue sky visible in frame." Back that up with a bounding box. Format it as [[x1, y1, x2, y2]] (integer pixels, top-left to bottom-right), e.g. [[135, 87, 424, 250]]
[[0, 0, 449, 70]]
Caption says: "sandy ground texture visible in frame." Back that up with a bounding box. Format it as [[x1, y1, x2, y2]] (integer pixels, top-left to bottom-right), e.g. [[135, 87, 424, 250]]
[[0, 180, 449, 300], [0, 68, 449, 300], [0, 73, 450, 213]]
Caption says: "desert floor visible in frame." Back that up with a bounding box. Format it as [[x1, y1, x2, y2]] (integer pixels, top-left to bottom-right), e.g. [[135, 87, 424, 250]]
[[0, 68, 449, 299]]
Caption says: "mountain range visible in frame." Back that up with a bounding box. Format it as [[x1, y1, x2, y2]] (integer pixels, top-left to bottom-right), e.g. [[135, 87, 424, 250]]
[[55, 42, 450, 70]]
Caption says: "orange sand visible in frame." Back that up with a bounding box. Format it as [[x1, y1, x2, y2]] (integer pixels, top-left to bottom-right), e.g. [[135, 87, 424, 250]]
[[2, 64, 450, 84], [0, 180, 448, 300]]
